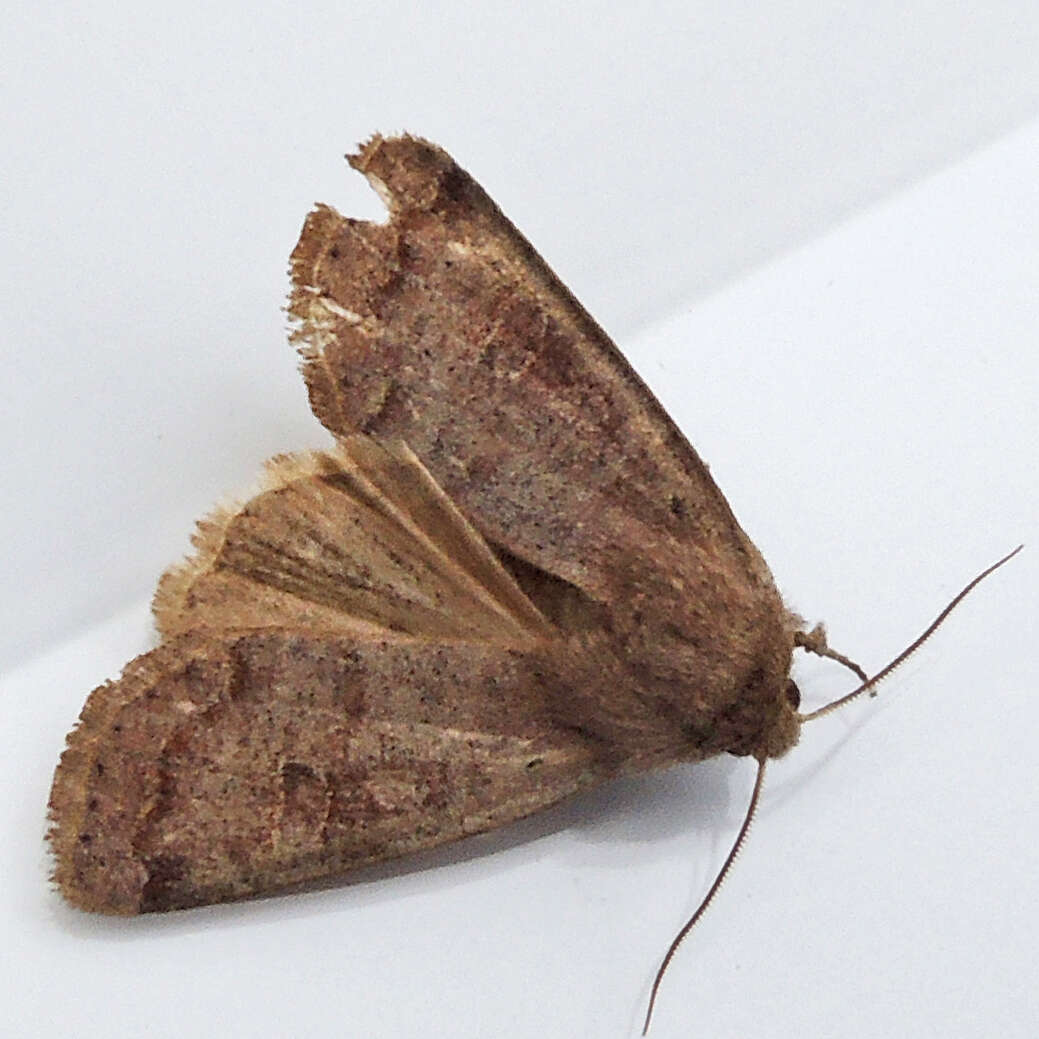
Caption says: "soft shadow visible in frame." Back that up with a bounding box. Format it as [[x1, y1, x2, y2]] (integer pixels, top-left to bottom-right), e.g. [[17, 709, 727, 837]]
[[50, 756, 755, 943]]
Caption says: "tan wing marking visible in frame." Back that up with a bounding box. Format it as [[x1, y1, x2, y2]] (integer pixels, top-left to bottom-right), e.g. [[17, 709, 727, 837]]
[[154, 436, 552, 643]]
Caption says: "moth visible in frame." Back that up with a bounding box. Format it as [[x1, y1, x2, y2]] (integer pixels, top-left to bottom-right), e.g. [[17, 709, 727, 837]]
[[48, 134, 1016, 1030]]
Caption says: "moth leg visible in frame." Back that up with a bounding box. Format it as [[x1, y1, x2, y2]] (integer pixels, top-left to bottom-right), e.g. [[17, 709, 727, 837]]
[[794, 624, 869, 685]]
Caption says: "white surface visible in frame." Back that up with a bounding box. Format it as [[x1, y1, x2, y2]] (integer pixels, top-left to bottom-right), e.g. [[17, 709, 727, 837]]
[[4, 5, 1039, 1038], [4, 1, 1039, 670]]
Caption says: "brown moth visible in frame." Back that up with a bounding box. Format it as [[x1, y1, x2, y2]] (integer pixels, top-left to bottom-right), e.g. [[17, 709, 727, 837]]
[[47, 135, 1017, 1029]]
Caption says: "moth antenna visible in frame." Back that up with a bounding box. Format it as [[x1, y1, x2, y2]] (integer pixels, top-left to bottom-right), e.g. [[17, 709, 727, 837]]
[[642, 756, 767, 1036], [800, 545, 1023, 723]]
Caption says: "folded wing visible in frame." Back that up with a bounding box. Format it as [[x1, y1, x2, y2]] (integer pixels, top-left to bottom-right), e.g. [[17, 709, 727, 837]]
[[155, 436, 552, 644], [49, 630, 606, 913], [288, 134, 777, 617]]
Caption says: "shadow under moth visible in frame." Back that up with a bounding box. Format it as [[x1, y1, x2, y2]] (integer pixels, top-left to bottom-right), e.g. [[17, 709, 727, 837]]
[[47, 134, 1018, 1032]]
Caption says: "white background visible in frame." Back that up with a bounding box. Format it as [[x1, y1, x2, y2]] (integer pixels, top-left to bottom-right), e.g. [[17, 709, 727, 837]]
[[3, 4, 1037, 1037]]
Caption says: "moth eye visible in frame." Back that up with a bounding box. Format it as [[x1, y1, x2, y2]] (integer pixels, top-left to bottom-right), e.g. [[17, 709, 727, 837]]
[[784, 680, 801, 710]]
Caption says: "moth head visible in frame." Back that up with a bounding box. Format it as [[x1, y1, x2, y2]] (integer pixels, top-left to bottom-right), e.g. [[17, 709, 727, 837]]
[[757, 674, 803, 760], [783, 678, 800, 710], [760, 677, 803, 759]]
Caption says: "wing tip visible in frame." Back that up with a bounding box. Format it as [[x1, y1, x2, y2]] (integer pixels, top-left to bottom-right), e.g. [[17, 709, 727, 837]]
[[47, 677, 152, 916], [153, 501, 240, 638], [347, 132, 474, 216], [153, 449, 354, 638], [47, 637, 235, 916]]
